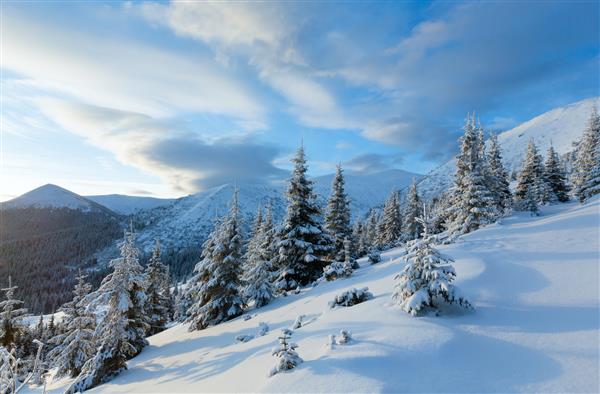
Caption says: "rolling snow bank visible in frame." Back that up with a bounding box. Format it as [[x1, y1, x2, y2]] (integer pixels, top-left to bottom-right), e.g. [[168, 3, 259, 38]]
[[41, 199, 599, 393]]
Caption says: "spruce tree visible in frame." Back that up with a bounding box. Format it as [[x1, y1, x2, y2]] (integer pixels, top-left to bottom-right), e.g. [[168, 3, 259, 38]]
[[352, 219, 368, 257], [144, 239, 171, 336], [0, 276, 29, 349], [375, 190, 402, 248], [393, 209, 472, 315], [187, 190, 244, 331], [544, 144, 570, 203], [515, 139, 549, 207], [325, 164, 352, 261], [403, 181, 422, 241], [573, 107, 600, 202], [365, 211, 379, 250], [486, 132, 512, 210], [274, 145, 334, 290], [242, 204, 275, 308], [47, 271, 96, 378]]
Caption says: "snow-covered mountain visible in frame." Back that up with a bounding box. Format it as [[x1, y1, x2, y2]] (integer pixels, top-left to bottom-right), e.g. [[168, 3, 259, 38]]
[[1, 184, 116, 215], [86, 194, 175, 215], [41, 197, 600, 393], [418, 97, 600, 199]]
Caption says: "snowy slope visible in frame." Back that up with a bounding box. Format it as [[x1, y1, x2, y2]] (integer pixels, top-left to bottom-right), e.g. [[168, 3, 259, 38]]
[[418, 97, 600, 199], [40, 198, 600, 393], [86, 194, 175, 215], [1, 184, 116, 214]]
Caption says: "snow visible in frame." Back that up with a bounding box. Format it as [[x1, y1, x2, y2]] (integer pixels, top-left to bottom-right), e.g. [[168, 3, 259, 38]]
[[86, 195, 174, 215], [419, 96, 600, 199], [1, 184, 113, 214], [36, 197, 599, 393]]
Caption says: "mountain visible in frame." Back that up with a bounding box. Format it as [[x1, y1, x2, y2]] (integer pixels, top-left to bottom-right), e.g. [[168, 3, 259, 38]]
[[43, 198, 600, 393], [86, 194, 175, 215], [1, 183, 116, 214], [418, 97, 600, 199]]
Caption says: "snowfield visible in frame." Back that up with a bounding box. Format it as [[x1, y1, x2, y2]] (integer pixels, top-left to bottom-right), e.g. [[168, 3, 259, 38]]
[[40, 198, 599, 393]]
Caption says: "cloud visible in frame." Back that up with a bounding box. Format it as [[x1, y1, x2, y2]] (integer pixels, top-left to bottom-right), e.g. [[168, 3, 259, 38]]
[[343, 153, 404, 174], [2, 9, 266, 129], [38, 99, 285, 193]]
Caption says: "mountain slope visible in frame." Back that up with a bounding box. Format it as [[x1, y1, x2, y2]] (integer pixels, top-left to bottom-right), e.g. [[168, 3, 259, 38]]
[[42, 198, 600, 393], [1, 184, 116, 214], [418, 97, 600, 199], [86, 194, 175, 215]]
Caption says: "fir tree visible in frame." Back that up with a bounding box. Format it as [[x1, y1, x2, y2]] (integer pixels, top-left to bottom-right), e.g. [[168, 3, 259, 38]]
[[486, 132, 512, 210], [274, 145, 334, 291], [325, 164, 352, 261], [34, 315, 44, 341], [242, 204, 275, 308], [187, 190, 245, 331], [393, 209, 472, 315], [269, 329, 302, 376], [352, 219, 367, 258], [573, 107, 600, 202], [447, 115, 495, 236], [365, 211, 379, 249], [47, 271, 96, 378], [403, 180, 423, 241], [515, 139, 549, 207], [0, 276, 29, 349], [144, 239, 172, 336], [544, 144, 570, 203], [375, 190, 402, 248]]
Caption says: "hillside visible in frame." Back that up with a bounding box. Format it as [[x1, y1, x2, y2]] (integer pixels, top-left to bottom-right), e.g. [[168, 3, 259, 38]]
[[86, 194, 175, 215], [38, 197, 600, 393], [418, 96, 600, 199]]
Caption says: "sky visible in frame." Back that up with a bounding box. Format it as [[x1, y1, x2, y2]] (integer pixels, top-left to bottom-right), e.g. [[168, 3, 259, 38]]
[[1, 1, 598, 201]]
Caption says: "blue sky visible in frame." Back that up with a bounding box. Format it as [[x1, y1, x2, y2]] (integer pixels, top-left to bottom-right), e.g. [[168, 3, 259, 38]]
[[1, 1, 598, 200]]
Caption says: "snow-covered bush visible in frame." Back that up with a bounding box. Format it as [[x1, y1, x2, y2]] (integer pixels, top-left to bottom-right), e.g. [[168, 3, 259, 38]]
[[393, 215, 472, 316], [235, 334, 253, 343], [336, 329, 352, 344], [269, 329, 302, 377], [326, 334, 336, 350], [257, 322, 269, 337], [367, 250, 381, 265], [322, 261, 353, 281], [328, 287, 373, 308], [292, 315, 304, 329]]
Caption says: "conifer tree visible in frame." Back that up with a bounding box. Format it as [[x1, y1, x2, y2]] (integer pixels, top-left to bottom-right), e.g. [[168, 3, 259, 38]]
[[393, 209, 472, 315], [274, 145, 334, 290], [447, 115, 495, 235], [0, 276, 29, 349], [187, 190, 244, 331], [365, 211, 379, 249], [403, 181, 422, 241], [47, 271, 96, 378], [242, 204, 275, 308], [544, 144, 570, 203], [515, 139, 549, 207], [269, 329, 302, 376], [325, 164, 352, 261], [573, 108, 600, 202], [352, 219, 368, 257], [375, 190, 402, 248], [35, 315, 44, 341], [144, 240, 172, 336], [486, 132, 512, 210]]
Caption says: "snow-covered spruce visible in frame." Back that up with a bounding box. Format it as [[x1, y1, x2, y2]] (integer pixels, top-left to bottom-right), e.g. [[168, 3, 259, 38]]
[[352, 219, 368, 258], [47, 271, 96, 378], [393, 213, 472, 316], [367, 249, 381, 265], [269, 329, 302, 377], [68, 230, 150, 392], [328, 287, 373, 308], [544, 144, 570, 203], [257, 322, 269, 337], [0, 276, 29, 349], [336, 329, 352, 345], [375, 190, 402, 248], [274, 145, 334, 291], [242, 203, 275, 308], [403, 180, 423, 241], [447, 115, 495, 236], [186, 190, 244, 331], [144, 239, 172, 336], [486, 132, 512, 210], [325, 164, 353, 261], [572, 107, 600, 202], [515, 138, 550, 208]]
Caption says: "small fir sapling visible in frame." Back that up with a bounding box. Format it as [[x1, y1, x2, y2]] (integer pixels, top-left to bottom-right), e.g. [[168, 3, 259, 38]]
[[329, 287, 373, 308], [269, 329, 302, 377]]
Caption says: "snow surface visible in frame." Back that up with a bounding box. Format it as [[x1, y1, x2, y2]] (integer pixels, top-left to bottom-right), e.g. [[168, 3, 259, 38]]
[[1, 184, 113, 213], [38, 198, 600, 393], [86, 195, 175, 215], [419, 97, 600, 199]]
